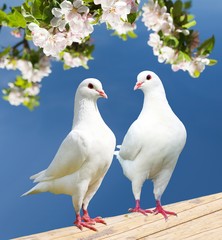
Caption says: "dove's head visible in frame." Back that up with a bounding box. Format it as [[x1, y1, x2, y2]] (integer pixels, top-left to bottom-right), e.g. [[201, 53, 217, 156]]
[[134, 70, 164, 93], [77, 78, 108, 100]]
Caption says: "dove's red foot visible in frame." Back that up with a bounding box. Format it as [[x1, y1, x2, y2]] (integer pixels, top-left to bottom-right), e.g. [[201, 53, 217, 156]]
[[82, 209, 107, 225], [152, 200, 177, 221], [74, 213, 97, 231], [129, 200, 152, 216]]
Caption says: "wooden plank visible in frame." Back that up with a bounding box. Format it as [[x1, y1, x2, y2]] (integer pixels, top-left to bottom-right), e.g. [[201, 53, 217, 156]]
[[13, 192, 222, 240], [141, 210, 222, 239], [184, 226, 222, 240]]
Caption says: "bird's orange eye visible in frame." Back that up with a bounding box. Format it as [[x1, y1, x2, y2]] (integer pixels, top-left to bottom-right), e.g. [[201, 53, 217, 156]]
[[88, 83, 94, 89], [146, 74, 152, 80]]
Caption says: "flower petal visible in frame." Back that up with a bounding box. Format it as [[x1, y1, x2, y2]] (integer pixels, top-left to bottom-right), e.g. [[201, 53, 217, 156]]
[[60, 0, 73, 11], [52, 8, 63, 18], [73, 0, 82, 9], [50, 17, 61, 27], [77, 5, 89, 14], [28, 23, 39, 31]]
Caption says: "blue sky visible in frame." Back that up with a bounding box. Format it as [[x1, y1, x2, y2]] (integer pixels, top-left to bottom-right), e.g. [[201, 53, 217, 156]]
[[0, 1, 222, 239]]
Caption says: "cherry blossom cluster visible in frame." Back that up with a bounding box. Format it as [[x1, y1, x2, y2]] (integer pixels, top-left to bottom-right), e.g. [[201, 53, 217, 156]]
[[3, 82, 40, 107], [62, 52, 90, 68], [28, 0, 138, 59], [28, 0, 93, 58], [142, 0, 213, 77], [0, 55, 51, 107], [94, 0, 138, 35], [0, 55, 51, 83]]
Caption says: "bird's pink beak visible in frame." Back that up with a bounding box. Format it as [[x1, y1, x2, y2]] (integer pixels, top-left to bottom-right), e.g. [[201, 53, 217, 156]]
[[134, 82, 143, 90], [97, 90, 108, 99]]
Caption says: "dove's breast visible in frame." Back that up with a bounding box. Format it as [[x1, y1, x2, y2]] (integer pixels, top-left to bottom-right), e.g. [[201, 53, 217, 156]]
[[77, 122, 116, 181], [136, 115, 186, 179]]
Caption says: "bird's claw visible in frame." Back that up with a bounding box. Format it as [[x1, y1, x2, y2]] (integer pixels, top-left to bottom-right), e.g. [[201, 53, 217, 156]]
[[152, 206, 177, 221], [128, 207, 152, 216], [82, 215, 106, 225], [93, 216, 107, 225], [74, 219, 98, 231]]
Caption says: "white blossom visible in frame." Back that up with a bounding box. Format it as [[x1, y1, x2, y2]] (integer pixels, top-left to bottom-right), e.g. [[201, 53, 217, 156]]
[[24, 84, 41, 96], [63, 0, 89, 21], [51, 7, 67, 31], [51, 0, 89, 31], [0, 56, 17, 70], [68, 14, 93, 39], [29, 23, 67, 57], [187, 56, 210, 77], [172, 56, 210, 77], [43, 32, 67, 57], [158, 46, 177, 64], [114, 22, 136, 35], [50, 0, 93, 45], [7, 84, 26, 106], [29, 23, 50, 48], [63, 52, 89, 68], [0, 56, 51, 83], [95, 0, 137, 34], [148, 33, 163, 56], [142, 0, 174, 35], [172, 61, 190, 72]]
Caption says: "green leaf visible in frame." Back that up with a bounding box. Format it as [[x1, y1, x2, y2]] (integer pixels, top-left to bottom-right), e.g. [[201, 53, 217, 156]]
[[179, 14, 186, 22], [177, 51, 192, 62], [173, 0, 183, 18], [63, 64, 71, 70], [2, 95, 9, 101], [31, 0, 42, 19], [7, 9, 26, 28], [0, 47, 11, 58], [23, 96, 40, 110], [42, 6, 53, 21], [128, 31, 137, 39], [183, 1, 192, 9], [182, 20, 196, 29], [127, 12, 137, 24], [164, 35, 179, 48], [208, 59, 217, 66], [0, 9, 8, 24], [187, 14, 194, 21], [197, 35, 215, 56]]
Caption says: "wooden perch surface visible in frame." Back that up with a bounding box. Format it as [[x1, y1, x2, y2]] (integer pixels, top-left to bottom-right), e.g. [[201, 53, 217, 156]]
[[14, 192, 222, 240]]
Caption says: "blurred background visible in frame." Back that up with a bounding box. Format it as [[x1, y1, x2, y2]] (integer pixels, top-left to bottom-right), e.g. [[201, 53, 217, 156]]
[[0, 0, 221, 239]]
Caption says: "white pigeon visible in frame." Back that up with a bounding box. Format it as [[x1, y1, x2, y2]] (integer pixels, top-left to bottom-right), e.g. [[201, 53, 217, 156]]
[[116, 70, 186, 220], [22, 78, 116, 231]]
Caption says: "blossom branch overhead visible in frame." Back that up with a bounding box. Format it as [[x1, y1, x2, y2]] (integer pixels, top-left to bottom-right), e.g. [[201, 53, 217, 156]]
[[0, 0, 217, 109]]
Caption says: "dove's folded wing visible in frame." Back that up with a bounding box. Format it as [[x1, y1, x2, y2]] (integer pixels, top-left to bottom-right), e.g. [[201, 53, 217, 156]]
[[32, 130, 88, 182], [119, 122, 142, 161]]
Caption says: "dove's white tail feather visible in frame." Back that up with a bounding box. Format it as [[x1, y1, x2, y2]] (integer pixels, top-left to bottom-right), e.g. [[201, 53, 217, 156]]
[[21, 182, 49, 196], [30, 170, 46, 181]]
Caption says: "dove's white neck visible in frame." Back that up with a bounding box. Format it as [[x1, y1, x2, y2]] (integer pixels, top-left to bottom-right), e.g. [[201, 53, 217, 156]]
[[140, 86, 172, 117], [72, 95, 102, 128]]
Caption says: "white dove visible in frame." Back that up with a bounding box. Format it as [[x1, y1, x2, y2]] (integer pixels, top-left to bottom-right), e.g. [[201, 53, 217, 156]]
[[22, 78, 116, 231], [116, 70, 186, 220]]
